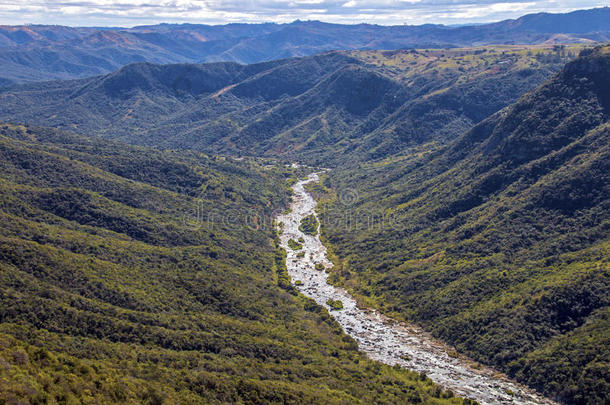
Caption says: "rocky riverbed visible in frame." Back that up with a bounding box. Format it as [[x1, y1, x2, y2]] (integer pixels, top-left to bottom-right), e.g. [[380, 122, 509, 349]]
[[276, 173, 557, 405]]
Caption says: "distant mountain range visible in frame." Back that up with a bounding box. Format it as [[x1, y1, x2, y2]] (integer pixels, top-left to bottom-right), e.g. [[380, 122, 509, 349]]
[[0, 7, 609, 84]]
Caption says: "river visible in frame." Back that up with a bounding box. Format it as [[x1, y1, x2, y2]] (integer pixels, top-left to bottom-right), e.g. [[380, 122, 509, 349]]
[[276, 173, 557, 405]]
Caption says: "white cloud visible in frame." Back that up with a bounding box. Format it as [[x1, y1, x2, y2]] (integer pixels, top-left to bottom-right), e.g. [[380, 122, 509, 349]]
[[0, 0, 605, 26]]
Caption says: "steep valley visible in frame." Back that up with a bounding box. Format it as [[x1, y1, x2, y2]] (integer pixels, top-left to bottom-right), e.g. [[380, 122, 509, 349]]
[[279, 173, 557, 404], [314, 46, 610, 404], [0, 123, 468, 404], [0, 39, 608, 405]]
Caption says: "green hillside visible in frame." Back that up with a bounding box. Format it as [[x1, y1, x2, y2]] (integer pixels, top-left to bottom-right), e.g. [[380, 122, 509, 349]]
[[0, 46, 579, 165], [313, 46, 610, 404], [0, 124, 463, 404]]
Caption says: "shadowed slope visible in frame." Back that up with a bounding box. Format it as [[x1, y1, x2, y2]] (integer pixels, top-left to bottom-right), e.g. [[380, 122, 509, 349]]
[[314, 46, 610, 404]]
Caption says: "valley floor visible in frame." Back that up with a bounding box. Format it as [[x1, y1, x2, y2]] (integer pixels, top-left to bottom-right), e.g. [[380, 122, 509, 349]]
[[278, 173, 557, 405]]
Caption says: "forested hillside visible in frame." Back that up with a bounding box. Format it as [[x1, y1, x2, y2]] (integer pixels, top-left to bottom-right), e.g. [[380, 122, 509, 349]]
[[0, 7, 608, 84], [0, 46, 578, 165], [0, 14, 607, 402], [0, 123, 464, 404], [313, 46, 610, 404]]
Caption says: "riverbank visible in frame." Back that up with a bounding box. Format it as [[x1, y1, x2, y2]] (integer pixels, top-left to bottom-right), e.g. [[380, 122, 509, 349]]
[[276, 173, 557, 405]]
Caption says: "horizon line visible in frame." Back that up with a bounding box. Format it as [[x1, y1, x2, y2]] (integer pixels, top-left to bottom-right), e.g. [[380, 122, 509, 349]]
[[0, 6, 607, 30]]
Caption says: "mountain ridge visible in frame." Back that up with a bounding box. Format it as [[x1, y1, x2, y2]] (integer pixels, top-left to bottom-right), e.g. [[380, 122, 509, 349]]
[[0, 7, 608, 83], [0, 46, 579, 165]]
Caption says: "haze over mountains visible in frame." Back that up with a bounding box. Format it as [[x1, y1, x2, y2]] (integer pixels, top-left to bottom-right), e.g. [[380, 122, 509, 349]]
[[0, 7, 609, 84]]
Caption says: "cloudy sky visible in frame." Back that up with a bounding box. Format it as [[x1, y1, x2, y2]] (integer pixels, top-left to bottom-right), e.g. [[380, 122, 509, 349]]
[[0, 0, 607, 27]]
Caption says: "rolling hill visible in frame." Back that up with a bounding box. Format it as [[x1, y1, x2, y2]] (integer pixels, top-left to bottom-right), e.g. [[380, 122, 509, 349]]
[[0, 123, 465, 404], [0, 45, 579, 165], [0, 7, 608, 84], [312, 45, 610, 404]]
